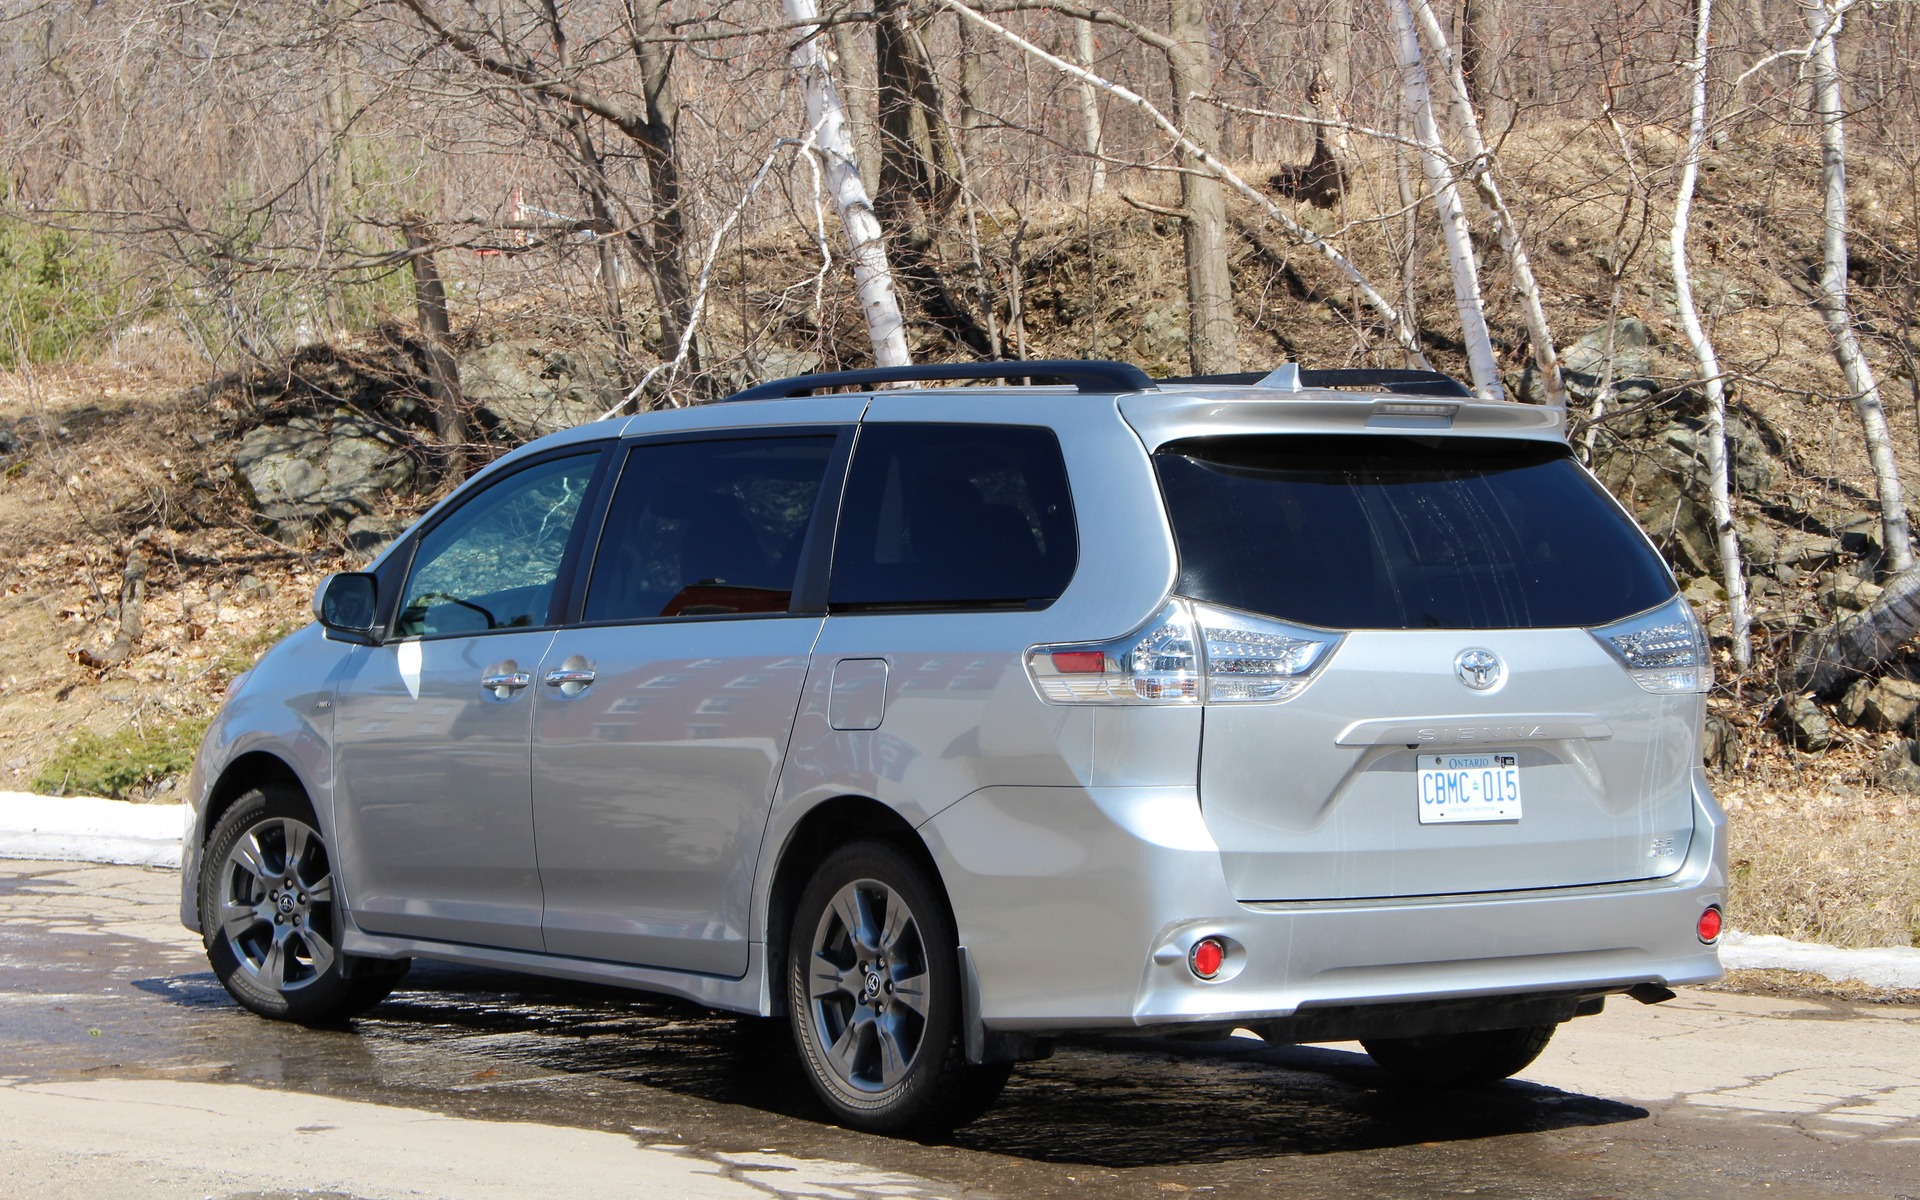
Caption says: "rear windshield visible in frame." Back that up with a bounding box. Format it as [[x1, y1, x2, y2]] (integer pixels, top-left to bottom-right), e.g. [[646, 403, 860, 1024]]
[[1155, 435, 1675, 630]]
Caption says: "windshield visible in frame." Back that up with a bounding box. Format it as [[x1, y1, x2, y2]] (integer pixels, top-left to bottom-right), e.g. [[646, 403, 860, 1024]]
[[1155, 435, 1676, 630]]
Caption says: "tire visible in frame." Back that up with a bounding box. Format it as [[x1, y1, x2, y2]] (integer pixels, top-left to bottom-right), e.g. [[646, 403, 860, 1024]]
[[199, 785, 409, 1024], [1361, 1023, 1557, 1088], [786, 840, 1010, 1135]]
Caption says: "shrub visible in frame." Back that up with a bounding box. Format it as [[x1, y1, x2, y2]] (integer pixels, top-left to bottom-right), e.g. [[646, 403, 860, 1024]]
[[32, 718, 211, 800]]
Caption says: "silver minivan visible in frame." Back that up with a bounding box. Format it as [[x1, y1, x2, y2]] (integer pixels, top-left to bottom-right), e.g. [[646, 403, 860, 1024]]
[[180, 361, 1725, 1133]]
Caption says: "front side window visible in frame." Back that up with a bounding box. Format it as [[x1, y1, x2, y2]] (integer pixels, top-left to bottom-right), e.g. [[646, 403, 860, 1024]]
[[395, 453, 599, 638], [583, 435, 836, 622], [1156, 435, 1675, 630], [829, 423, 1078, 611]]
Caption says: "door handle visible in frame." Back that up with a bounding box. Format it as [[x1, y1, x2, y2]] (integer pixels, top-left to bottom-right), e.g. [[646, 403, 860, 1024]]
[[543, 665, 597, 697], [480, 670, 531, 699]]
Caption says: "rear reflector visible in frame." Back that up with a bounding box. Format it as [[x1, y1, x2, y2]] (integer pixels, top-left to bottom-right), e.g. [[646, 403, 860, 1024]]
[[1697, 906, 1723, 943], [1189, 937, 1225, 980], [1050, 651, 1106, 673]]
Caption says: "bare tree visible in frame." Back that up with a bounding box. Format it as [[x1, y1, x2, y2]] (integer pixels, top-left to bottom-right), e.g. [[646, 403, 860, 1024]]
[[784, 0, 911, 367], [1807, 0, 1912, 573], [1670, 0, 1751, 668], [1388, 0, 1501, 398], [1168, 0, 1239, 374]]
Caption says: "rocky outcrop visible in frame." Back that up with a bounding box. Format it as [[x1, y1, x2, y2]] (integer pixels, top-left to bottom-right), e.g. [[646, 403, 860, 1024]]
[[459, 340, 622, 440], [233, 414, 415, 540]]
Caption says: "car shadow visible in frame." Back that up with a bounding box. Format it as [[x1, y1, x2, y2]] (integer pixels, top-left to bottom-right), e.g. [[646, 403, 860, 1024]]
[[136, 961, 1646, 1166]]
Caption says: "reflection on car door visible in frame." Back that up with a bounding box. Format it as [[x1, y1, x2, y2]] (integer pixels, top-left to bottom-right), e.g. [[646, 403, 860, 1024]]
[[332, 450, 603, 952], [531, 433, 840, 975]]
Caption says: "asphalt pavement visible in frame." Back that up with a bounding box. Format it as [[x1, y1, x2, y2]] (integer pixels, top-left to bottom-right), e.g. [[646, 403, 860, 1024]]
[[3, 857, 1917, 1200]]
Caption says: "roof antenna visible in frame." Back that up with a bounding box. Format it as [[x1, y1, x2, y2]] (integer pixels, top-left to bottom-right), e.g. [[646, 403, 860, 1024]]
[[1256, 364, 1303, 392]]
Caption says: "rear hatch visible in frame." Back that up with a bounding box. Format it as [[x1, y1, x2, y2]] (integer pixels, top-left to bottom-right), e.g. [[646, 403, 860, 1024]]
[[1156, 433, 1703, 902]]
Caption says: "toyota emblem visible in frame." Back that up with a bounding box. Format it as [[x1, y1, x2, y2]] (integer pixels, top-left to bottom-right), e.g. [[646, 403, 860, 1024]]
[[1454, 648, 1505, 691]]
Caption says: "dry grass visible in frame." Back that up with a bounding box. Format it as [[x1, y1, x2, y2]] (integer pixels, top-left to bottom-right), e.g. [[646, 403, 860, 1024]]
[[1721, 783, 1920, 950], [1705, 969, 1920, 1007]]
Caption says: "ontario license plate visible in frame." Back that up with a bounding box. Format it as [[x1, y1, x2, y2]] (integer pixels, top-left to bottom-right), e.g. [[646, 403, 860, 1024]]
[[1417, 753, 1522, 824]]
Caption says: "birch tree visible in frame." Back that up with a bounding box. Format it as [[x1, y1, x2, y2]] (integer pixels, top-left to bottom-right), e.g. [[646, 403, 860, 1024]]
[[1387, 0, 1501, 399], [1408, 0, 1566, 408], [1807, 0, 1912, 573], [1670, 0, 1751, 668], [783, 0, 912, 368]]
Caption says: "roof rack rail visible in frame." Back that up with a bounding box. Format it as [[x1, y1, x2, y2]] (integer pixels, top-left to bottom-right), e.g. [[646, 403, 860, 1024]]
[[723, 359, 1158, 403], [1157, 366, 1474, 398]]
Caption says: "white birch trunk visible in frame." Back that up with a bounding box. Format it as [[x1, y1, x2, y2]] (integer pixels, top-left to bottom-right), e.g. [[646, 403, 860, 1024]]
[[1388, 0, 1501, 400], [783, 0, 911, 368], [1671, 0, 1752, 668], [1408, 0, 1566, 408], [1074, 19, 1106, 195], [1808, 0, 1912, 572]]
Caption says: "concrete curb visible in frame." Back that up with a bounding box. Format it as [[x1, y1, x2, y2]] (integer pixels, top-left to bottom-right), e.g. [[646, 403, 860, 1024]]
[[0, 792, 186, 869], [4, 792, 1917, 990]]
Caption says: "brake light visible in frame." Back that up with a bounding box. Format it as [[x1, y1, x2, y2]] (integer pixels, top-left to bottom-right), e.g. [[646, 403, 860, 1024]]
[[1026, 598, 1342, 705], [1590, 595, 1714, 694]]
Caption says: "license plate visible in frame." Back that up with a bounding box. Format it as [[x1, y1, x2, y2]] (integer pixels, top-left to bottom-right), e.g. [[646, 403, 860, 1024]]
[[1417, 753, 1522, 824]]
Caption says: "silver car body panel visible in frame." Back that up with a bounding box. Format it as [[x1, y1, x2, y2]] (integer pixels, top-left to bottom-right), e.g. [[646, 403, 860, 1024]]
[[182, 375, 1725, 1040]]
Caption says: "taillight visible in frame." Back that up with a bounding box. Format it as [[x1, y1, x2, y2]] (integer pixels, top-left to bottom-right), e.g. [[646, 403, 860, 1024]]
[[1589, 595, 1714, 694], [1026, 598, 1342, 705]]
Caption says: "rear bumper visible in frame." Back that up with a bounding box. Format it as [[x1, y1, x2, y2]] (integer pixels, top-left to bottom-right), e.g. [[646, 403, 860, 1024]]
[[922, 770, 1725, 1036]]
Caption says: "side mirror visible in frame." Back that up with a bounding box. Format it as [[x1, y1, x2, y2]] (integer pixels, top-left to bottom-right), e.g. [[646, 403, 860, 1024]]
[[314, 572, 380, 642]]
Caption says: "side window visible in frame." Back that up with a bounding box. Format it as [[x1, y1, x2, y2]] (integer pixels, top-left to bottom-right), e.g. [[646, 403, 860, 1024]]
[[395, 453, 599, 638], [583, 435, 836, 622], [829, 423, 1077, 611]]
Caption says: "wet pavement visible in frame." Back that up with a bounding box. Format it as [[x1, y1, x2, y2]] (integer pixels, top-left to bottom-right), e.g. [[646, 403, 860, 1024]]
[[2, 859, 1916, 1199]]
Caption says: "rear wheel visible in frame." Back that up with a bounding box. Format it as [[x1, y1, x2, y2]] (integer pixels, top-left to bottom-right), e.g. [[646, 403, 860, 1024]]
[[200, 785, 409, 1023], [1361, 1023, 1557, 1088], [786, 840, 1009, 1134]]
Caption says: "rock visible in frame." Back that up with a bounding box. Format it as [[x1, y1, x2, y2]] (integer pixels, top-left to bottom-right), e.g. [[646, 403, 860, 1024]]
[[1833, 512, 1884, 563], [1681, 575, 1726, 607], [460, 340, 620, 441], [1772, 695, 1835, 751], [1868, 738, 1920, 794], [1735, 513, 1779, 567], [1818, 573, 1883, 613], [1702, 713, 1740, 771], [1558, 318, 1656, 403], [234, 414, 416, 538], [1767, 530, 1843, 573], [345, 514, 404, 556], [1836, 676, 1920, 732], [1725, 414, 1781, 494]]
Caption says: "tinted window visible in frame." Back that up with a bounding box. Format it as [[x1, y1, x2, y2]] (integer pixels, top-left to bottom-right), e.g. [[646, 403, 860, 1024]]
[[584, 435, 835, 621], [397, 453, 598, 637], [830, 423, 1077, 610], [1156, 435, 1675, 630]]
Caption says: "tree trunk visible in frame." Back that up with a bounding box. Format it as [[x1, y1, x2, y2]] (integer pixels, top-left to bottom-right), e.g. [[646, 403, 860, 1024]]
[[1460, 0, 1504, 130], [1791, 559, 1920, 694], [1808, 0, 1912, 573], [1168, 0, 1240, 376], [403, 219, 467, 478], [1388, 0, 1500, 399], [1075, 18, 1106, 195], [1409, 0, 1565, 407], [1670, 0, 1751, 668], [542, 3, 636, 393], [622, 0, 700, 382], [784, 0, 911, 367]]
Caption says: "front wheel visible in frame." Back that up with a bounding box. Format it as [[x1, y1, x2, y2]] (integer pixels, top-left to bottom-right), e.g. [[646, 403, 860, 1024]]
[[1361, 1023, 1557, 1088], [199, 785, 409, 1023], [786, 840, 1009, 1134]]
